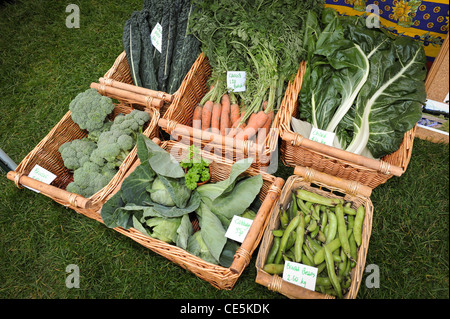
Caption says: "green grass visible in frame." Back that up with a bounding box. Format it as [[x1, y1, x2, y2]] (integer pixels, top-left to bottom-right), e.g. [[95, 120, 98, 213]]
[[0, 0, 448, 299]]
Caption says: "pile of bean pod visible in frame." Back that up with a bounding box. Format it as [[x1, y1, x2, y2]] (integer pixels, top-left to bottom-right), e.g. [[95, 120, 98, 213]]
[[263, 188, 365, 298]]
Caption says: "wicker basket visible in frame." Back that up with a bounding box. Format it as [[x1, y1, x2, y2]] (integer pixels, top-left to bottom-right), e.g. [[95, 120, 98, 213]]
[[73, 139, 284, 290], [7, 102, 160, 213], [102, 51, 173, 116], [255, 166, 374, 299], [159, 53, 282, 171], [275, 61, 417, 189]]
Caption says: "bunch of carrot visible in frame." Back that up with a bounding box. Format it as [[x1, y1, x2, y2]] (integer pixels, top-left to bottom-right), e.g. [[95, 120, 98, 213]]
[[192, 87, 273, 143]]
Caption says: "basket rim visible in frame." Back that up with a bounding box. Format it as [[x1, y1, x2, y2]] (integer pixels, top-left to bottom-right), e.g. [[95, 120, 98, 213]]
[[89, 139, 283, 290], [161, 52, 280, 163], [13, 102, 160, 209], [255, 172, 373, 299], [275, 60, 417, 177]]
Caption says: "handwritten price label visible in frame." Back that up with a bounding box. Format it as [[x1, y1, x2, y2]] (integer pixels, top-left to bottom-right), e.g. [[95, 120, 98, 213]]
[[150, 23, 162, 53], [282, 261, 318, 291], [225, 215, 253, 243], [309, 127, 336, 147], [26, 164, 57, 193], [227, 71, 246, 93]]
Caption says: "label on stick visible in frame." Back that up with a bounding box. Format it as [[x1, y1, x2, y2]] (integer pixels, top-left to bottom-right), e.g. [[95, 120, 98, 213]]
[[26, 164, 57, 193], [282, 261, 318, 291], [309, 127, 336, 146], [227, 71, 246, 92], [151, 23, 163, 53], [225, 215, 253, 243]]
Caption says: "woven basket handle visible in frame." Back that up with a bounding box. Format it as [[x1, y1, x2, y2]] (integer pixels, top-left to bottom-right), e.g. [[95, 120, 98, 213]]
[[294, 166, 372, 198], [90, 82, 164, 109], [230, 177, 285, 275], [284, 131, 403, 177], [158, 118, 260, 157], [6, 171, 92, 209], [99, 77, 173, 103], [255, 272, 335, 299]]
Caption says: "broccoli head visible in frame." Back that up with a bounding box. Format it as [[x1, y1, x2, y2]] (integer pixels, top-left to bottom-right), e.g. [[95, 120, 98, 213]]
[[89, 110, 150, 167], [65, 160, 117, 198], [58, 138, 97, 171], [111, 110, 150, 136], [69, 88, 115, 132]]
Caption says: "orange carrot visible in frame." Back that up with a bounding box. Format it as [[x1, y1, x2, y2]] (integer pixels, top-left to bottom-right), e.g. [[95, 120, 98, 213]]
[[256, 110, 274, 144], [235, 110, 269, 140], [192, 104, 203, 130], [201, 101, 213, 131], [227, 113, 245, 138], [211, 102, 222, 135], [220, 94, 231, 135], [229, 103, 240, 128]]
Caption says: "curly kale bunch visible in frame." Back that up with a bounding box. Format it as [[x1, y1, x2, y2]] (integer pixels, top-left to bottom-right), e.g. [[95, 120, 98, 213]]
[[69, 88, 115, 132]]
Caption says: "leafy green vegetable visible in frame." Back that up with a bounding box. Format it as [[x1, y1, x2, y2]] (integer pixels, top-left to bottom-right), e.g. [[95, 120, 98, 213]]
[[101, 135, 263, 267], [148, 176, 176, 207], [180, 145, 210, 190], [189, 0, 325, 121], [297, 9, 427, 158], [123, 0, 201, 93]]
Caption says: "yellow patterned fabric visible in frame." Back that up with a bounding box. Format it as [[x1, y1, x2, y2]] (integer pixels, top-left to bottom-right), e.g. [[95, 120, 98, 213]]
[[324, 0, 449, 60]]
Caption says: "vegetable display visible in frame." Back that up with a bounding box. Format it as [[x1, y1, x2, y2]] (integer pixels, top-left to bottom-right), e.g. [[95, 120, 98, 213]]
[[123, 0, 201, 94], [100, 135, 262, 267], [294, 8, 427, 159], [187, 0, 325, 141], [59, 88, 150, 198], [263, 189, 365, 298]]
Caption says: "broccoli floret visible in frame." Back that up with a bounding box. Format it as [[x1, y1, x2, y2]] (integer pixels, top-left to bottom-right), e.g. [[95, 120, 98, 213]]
[[110, 110, 150, 136], [65, 160, 117, 198], [86, 121, 113, 143], [69, 88, 115, 132], [89, 110, 150, 168], [58, 139, 97, 171]]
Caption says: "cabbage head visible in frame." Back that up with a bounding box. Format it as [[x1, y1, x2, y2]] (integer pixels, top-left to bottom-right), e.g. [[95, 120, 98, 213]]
[[149, 177, 175, 207]]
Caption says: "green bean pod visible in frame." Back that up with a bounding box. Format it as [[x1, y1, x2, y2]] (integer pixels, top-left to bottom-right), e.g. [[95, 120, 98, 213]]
[[306, 235, 322, 253], [313, 237, 341, 265], [302, 244, 315, 264], [272, 229, 284, 237], [338, 248, 348, 277], [325, 211, 337, 244], [343, 206, 356, 215], [294, 213, 305, 263], [263, 263, 284, 275], [324, 245, 343, 299], [301, 252, 314, 267], [307, 219, 318, 233], [349, 232, 358, 263], [279, 209, 289, 229], [274, 215, 300, 264], [289, 193, 298, 220], [320, 208, 328, 232], [266, 237, 281, 264], [296, 197, 310, 215], [316, 230, 326, 243], [353, 205, 365, 247], [296, 189, 344, 207], [336, 204, 351, 258]]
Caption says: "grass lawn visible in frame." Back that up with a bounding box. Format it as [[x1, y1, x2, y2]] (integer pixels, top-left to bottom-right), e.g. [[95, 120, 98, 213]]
[[0, 0, 448, 300]]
